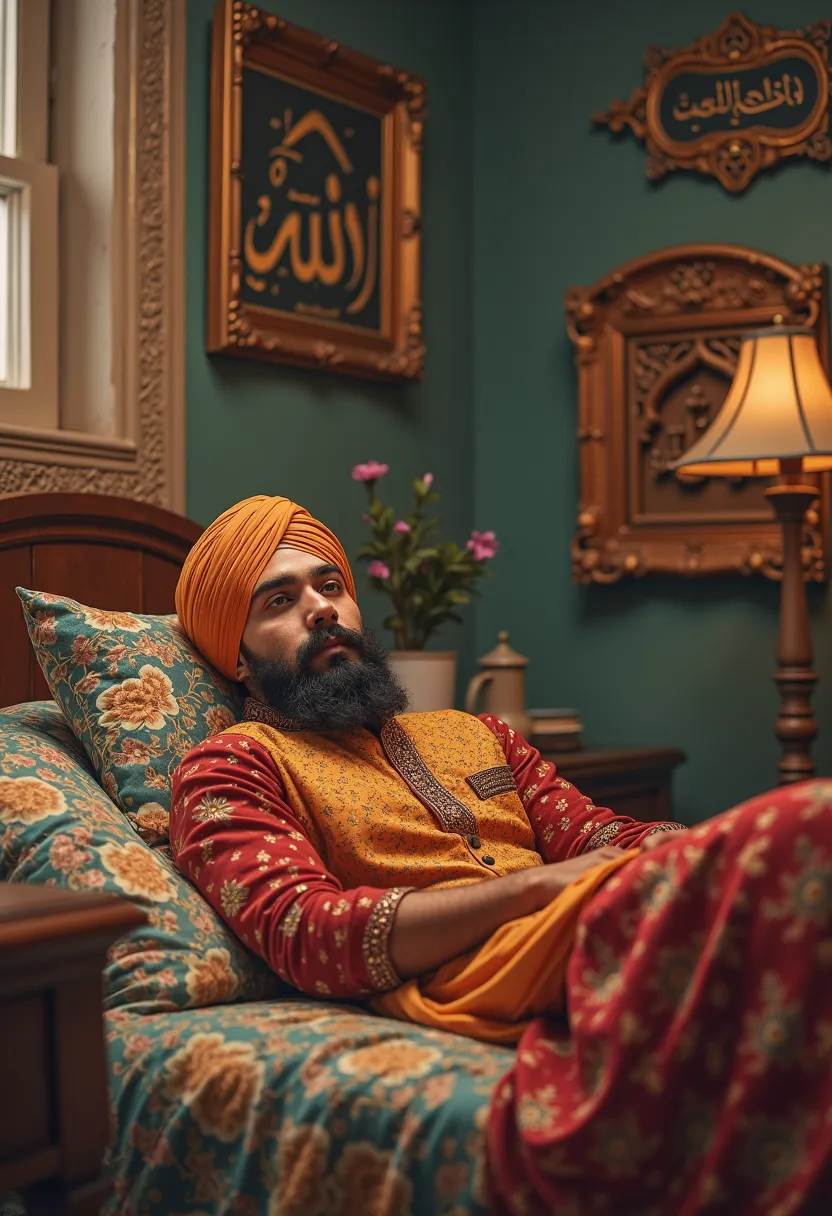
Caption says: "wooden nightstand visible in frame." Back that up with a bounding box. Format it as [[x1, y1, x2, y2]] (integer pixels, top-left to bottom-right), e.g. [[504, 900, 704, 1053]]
[[545, 746, 687, 822], [0, 884, 145, 1215]]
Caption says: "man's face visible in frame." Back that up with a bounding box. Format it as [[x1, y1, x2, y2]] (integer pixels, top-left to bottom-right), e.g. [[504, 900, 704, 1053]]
[[237, 545, 363, 681], [235, 545, 408, 730]]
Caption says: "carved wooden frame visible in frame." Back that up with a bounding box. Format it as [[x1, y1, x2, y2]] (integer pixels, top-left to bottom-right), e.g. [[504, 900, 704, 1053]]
[[595, 11, 832, 193], [566, 244, 830, 583], [0, 0, 186, 511], [206, 0, 425, 380]]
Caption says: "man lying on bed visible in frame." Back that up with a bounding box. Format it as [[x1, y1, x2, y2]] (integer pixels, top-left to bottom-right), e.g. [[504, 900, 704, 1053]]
[[169, 493, 832, 1216]]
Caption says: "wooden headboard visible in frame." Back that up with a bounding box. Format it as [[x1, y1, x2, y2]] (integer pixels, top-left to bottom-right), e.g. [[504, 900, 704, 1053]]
[[0, 493, 202, 707]]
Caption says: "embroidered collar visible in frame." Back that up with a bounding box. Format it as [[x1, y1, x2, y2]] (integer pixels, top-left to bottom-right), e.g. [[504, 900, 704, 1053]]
[[240, 695, 398, 739], [242, 697, 300, 731], [242, 696, 388, 737]]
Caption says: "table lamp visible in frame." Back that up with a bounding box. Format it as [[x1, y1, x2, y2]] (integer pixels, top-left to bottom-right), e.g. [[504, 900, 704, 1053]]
[[670, 326, 832, 785]]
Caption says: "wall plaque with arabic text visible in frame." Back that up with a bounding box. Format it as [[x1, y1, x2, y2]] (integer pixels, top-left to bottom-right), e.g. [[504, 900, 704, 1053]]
[[207, 0, 425, 380], [595, 12, 831, 193]]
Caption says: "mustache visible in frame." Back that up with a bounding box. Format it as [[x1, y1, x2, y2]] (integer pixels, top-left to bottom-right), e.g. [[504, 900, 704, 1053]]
[[296, 624, 366, 669]]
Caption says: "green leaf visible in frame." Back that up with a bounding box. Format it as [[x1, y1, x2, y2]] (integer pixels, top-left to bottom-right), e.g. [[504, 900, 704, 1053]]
[[352, 486, 495, 646]]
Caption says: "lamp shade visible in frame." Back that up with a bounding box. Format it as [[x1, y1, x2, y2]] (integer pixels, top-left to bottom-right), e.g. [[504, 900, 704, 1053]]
[[670, 327, 832, 477]]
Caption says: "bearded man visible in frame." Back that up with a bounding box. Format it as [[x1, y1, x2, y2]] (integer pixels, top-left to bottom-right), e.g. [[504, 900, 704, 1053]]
[[171, 494, 832, 1216]]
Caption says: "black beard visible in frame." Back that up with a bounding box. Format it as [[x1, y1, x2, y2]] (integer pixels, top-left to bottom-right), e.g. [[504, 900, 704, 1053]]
[[241, 624, 409, 732]]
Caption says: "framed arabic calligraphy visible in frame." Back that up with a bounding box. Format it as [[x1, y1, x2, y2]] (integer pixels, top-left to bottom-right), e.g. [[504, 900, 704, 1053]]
[[595, 12, 831, 193], [207, 0, 425, 379], [566, 244, 830, 582]]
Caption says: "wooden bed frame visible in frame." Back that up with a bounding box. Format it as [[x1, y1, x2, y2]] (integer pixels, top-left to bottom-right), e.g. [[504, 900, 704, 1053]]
[[0, 493, 201, 707]]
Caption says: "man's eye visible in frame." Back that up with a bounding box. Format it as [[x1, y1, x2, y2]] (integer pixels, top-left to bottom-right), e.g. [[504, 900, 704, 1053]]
[[268, 594, 288, 609], [322, 581, 341, 593]]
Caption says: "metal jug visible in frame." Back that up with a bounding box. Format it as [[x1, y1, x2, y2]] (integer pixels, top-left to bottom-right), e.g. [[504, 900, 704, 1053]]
[[464, 631, 531, 738]]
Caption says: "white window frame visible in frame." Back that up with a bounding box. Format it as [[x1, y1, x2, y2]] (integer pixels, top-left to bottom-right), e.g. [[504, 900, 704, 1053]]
[[0, 0, 59, 430]]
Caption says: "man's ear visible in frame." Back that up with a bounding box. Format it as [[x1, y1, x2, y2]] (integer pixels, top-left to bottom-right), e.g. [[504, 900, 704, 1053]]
[[236, 652, 249, 682]]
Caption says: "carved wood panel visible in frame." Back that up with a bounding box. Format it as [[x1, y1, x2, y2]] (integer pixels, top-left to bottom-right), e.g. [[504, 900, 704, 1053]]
[[566, 244, 829, 582]]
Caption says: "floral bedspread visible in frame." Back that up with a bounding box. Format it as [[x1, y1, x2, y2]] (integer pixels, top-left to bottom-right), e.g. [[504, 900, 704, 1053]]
[[106, 998, 508, 1215], [0, 701, 509, 1214]]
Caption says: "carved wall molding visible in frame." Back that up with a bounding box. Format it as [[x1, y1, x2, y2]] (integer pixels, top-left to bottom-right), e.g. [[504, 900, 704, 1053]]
[[0, 0, 186, 511], [565, 243, 829, 583]]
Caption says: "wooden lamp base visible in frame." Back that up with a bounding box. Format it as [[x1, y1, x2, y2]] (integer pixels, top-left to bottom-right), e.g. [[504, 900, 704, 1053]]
[[765, 478, 819, 785]]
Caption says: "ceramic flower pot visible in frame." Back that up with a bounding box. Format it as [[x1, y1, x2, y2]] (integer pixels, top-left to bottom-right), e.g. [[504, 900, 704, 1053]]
[[388, 650, 458, 713]]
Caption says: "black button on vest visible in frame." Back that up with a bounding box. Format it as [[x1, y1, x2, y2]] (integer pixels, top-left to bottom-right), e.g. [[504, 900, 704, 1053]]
[[467, 835, 481, 850], [482, 855, 496, 866]]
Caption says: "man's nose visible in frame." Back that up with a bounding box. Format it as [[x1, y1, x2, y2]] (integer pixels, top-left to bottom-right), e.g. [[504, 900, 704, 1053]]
[[304, 589, 339, 629]]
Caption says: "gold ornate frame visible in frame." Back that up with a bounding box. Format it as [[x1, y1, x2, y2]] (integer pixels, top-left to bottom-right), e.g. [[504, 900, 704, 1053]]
[[595, 12, 831, 193], [0, 0, 186, 511], [566, 244, 830, 583], [207, 0, 425, 380]]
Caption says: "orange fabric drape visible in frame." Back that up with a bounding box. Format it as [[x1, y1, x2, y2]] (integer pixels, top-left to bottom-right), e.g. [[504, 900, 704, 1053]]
[[373, 850, 636, 1043]]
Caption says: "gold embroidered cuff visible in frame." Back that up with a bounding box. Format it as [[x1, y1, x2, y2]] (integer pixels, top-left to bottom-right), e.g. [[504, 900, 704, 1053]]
[[586, 820, 624, 850], [647, 822, 686, 836], [362, 887, 413, 993]]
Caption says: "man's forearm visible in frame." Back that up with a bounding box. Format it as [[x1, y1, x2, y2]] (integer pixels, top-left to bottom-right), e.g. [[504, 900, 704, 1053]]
[[389, 869, 541, 979], [388, 845, 632, 980]]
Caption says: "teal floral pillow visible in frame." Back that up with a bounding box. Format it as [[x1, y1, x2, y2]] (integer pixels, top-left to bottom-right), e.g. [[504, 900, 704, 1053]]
[[16, 589, 243, 836], [0, 702, 281, 1013]]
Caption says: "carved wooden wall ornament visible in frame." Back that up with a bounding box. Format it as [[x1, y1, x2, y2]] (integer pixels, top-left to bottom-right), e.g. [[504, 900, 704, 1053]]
[[566, 244, 830, 583], [207, 0, 425, 380], [595, 12, 831, 193]]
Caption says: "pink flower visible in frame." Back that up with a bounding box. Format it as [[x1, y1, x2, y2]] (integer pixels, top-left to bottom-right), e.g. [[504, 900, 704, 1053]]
[[361, 514, 371, 523], [467, 530, 499, 561], [352, 461, 389, 482], [423, 473, 434, 488], [368, 560, 391, 580], [393, 521, 411, 534]]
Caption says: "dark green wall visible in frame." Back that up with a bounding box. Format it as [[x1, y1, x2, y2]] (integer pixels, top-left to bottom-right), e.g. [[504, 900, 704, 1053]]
[[185, 0, 475, 666], [187, 0, 832, 821], [471, 0, 832, 820]]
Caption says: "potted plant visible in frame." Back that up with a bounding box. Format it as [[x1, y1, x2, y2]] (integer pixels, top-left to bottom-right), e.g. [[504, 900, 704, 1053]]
[[352, 460, 498, 711]]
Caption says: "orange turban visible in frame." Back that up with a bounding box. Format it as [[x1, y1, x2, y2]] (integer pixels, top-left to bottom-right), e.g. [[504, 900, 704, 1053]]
[[175, 495, 356, 680]]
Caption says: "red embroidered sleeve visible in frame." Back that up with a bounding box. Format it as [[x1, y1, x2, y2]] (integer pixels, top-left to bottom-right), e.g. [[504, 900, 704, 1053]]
[[169, 734, 410, 999], [479, 715, 685, 861]]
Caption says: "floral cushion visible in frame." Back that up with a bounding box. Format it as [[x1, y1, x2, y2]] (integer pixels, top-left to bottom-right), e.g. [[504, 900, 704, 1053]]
[[0, 702, 280, 1013], [16, 588, 243, 833], [105, 999, 506, 1215]]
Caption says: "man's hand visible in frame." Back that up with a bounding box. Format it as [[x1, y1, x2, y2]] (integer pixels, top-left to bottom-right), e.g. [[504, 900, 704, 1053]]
[[390, 847, 631, 979], [522, 847, 628, 913], [641, 826, 687, 852]]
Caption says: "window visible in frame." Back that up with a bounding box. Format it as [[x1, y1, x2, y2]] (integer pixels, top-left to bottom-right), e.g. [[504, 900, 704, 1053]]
[[0, 0, 58, 431]]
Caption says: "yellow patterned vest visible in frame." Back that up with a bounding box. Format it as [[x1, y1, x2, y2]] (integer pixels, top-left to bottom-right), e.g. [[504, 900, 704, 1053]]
[[225, 707, 542, 891]]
